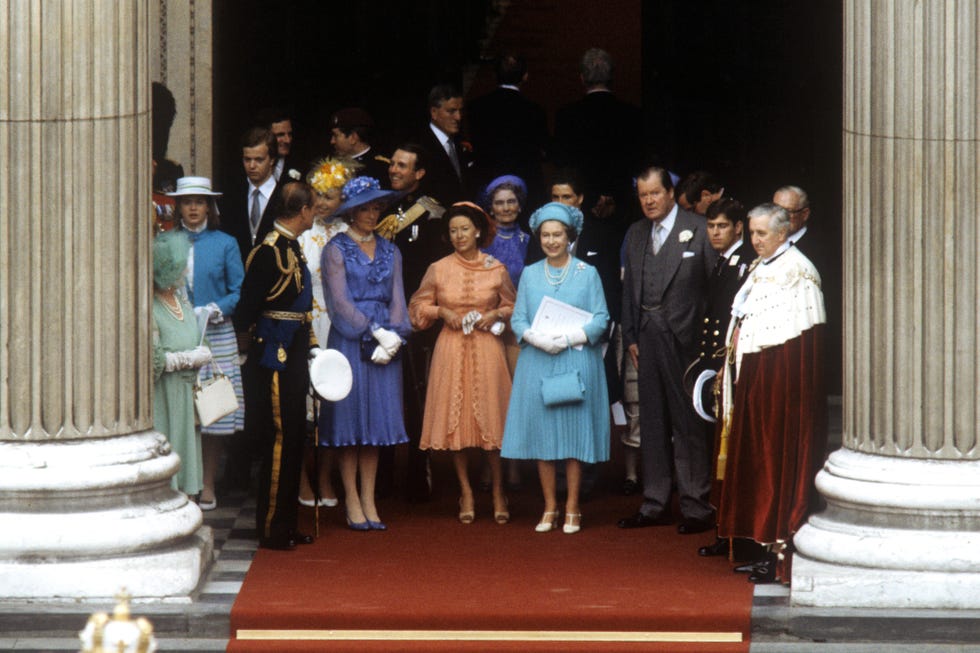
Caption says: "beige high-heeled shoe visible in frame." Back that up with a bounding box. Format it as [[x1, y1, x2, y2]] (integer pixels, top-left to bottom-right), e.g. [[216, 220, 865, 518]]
[[563, 512, 582, 534], [458, 497, 475, 524], [535, 510, 559, 533], [494, 497, 510, 524]]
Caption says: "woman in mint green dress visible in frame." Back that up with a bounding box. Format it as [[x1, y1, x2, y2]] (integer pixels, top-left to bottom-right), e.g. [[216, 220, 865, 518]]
[[151, 230, 213, 498]]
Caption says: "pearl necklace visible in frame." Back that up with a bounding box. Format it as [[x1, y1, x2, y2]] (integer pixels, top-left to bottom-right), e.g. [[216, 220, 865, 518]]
[[349, 228, 375, 243], [157, 291, 183, 320], [544, 259, 572, 286]]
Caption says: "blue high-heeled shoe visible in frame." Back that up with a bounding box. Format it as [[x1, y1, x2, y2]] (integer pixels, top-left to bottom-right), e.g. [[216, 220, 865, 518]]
[[346, 513, 370, 531], [366, 520, 387, 531]]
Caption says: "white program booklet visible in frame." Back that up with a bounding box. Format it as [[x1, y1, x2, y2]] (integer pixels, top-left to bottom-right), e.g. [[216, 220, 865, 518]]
[[530, 296, 593, 350]]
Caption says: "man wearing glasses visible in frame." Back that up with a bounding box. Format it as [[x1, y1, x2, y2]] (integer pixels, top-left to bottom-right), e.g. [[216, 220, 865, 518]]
[[773, 185, 813, 260]]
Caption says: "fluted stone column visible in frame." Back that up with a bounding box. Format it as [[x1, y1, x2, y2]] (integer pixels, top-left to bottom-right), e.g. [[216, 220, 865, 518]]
[[0, 0, 211, 600], [793, 0, 980, 608]]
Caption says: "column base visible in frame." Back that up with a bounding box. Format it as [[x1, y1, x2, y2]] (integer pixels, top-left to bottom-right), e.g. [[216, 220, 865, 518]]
[[0, 526, 213, 601], [793, 448, 980, 608], [0, 431, 214, 600]]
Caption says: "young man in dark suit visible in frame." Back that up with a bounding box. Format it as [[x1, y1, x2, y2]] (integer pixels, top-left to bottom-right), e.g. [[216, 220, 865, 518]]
[[220, 127, 284, 263]]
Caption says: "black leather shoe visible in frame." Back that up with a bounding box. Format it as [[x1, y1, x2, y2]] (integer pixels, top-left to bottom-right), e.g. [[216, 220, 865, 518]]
[[259, 536, 296, 551], [698, 537, 730, 557], [748, 559, 777, 584], [733, 559, 763, 573], [678, 517, 715, 535], [617, 512, 671, 529], [291, 532, 314, 545], [622, 478, 640, 496]]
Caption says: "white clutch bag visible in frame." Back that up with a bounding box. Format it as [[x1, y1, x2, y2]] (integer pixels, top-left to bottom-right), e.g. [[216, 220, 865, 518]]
[[194, 362, 238, 427]]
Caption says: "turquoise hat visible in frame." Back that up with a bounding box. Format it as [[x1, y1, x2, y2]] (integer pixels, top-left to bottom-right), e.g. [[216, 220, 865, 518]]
[[528, 201, 584, 234]]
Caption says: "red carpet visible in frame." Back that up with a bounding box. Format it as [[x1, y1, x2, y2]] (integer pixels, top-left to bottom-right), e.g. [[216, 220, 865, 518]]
[[228, 465, 752, 652]]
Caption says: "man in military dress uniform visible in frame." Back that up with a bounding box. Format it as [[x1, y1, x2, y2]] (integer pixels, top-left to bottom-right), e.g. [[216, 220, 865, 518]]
[[234, 181, 318, 550], [690, 197, 760, 561], [376, 142, 450, 501]]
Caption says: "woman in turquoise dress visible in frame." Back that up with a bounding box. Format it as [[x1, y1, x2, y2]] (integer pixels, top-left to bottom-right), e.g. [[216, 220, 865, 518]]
[[151, 230, 213, 498], [501, 202, 610, 535]]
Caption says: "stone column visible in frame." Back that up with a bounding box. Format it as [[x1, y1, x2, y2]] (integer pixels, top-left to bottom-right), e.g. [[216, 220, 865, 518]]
[[0, 0, 211, 600], [793, 0, 980, 608]]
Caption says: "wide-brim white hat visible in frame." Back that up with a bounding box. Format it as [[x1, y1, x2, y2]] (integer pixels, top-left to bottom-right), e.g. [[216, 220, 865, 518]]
[[166, 176, 223, 197], [310, 349, 353, 401]]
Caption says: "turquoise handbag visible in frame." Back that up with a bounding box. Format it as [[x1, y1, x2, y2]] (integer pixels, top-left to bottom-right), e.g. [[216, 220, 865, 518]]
[[541, 369, 585, 407]]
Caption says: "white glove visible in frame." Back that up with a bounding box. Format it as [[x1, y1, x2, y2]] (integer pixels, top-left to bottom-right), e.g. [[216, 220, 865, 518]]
[[164, 345, 212, 372], [461, 310, 482, 335], [522, 330, 565, 355], [490, 321, 505, 336], [206, 302, 224, 324], [370, 344, 393, 365], [309, 346, 323, 360], [372, 326, 402, 356], [564, 328, 588, 348], [186, 345, 213, 368]]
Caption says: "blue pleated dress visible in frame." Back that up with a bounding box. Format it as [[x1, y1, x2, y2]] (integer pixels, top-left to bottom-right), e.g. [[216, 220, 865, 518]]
[[501, 258, 610, 463]]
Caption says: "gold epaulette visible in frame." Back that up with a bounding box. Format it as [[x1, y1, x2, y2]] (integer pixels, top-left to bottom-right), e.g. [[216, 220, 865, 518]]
[[374, 154, 391, 165], [375, 196, 444, 240], [244, 230, 282, 272]]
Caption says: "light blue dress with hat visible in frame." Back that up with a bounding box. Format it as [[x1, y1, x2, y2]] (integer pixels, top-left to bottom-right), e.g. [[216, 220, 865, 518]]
[[501, 202, 610, 463]]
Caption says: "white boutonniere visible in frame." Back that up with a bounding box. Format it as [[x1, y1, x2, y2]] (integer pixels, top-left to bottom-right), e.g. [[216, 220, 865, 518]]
[[288, 168, 301, 180], [679, 229, 693, 243]]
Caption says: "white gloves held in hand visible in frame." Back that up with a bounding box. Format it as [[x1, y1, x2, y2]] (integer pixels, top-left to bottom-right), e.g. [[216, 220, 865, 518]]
[[522, 330, 567, 355], [523, 328, 588, 355], [164, 345, 212, 372], [370, 345, 393, 365], [371, 326, 402, 356]]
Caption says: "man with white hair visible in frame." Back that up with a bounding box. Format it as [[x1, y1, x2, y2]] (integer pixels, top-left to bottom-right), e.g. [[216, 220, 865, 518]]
[[715, 202, 827, 584]]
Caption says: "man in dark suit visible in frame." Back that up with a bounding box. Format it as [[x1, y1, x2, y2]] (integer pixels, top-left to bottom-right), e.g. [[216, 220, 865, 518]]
[[553, 48, 642, 231], [256, 107, 303, 183], [329, 107, 390, 183], [619, 166, 716, 535], [467, 53, 548, 206], [220, 127, 284, 263], [419, 84, 471, 205], [773, 185, 817, 263]]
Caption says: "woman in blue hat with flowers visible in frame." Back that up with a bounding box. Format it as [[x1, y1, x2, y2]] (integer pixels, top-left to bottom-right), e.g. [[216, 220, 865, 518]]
[[501, 202, 610, 535], [318, 177, 410, 530]]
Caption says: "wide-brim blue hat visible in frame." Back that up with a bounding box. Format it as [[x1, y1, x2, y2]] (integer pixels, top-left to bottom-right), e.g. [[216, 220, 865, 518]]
[[528, 201, 584, 234], [335, 176, 401, 216]]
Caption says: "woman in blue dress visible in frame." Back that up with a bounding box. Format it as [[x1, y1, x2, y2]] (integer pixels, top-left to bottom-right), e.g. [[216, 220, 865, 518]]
[[501, 202, 610, 535], [481, 175, 530, 290], [319, 177, 410, 531]]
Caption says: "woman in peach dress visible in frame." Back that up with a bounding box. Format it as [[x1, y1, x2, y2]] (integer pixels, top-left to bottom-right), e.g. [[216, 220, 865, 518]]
[[409, 202, 516, 524]]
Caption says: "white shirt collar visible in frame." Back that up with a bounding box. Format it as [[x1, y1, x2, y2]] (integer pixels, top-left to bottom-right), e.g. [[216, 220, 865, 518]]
[[722, 239, 744, 260], [354, 145, 372, 159], [499, 84, 520, 91], [273, 158, 285, 181], [249, 174, 277, 198], [788, 225, 808, 243], [429, 122, 451, 147], [650, 203, 678, 240]]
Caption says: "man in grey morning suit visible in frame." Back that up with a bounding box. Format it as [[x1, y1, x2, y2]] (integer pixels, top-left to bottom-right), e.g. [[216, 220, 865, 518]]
[[618, 166, 717, 534]]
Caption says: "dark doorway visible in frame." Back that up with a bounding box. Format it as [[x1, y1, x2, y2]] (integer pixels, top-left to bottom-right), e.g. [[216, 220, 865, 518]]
[[211, 0, 842, 391]]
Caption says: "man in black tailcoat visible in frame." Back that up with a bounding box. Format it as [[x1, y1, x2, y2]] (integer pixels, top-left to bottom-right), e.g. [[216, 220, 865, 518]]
[[419, 85, 472, 205], [220, 127, 285, 263]]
